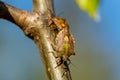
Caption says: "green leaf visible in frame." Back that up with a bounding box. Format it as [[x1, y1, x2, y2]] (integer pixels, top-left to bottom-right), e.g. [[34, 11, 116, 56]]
[[75, 0, 100, 21]]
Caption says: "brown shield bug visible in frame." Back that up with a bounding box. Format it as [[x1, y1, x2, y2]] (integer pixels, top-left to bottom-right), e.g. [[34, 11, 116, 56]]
[[47, 10, 75, 66]]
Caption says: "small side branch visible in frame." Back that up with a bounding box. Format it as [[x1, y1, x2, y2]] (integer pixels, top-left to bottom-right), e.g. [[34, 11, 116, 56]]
[[0, 1, 26, 25], [0, 1, 35, 34]]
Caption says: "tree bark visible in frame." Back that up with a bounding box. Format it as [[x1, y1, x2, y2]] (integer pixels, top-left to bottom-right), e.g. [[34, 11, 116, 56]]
[[0, 0, 72, 80]]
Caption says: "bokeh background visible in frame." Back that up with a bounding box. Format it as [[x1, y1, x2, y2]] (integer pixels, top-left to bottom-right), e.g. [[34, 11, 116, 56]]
[[0, 0, 120, 80]]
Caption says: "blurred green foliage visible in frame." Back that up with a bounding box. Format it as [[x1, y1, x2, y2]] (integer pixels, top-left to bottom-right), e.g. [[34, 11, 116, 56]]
[[75, 0, 100, 20]]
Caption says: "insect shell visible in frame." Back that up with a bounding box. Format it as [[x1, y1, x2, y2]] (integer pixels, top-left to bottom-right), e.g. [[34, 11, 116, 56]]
[[55, 27, 75, 61], [47, 14, 75, 61]]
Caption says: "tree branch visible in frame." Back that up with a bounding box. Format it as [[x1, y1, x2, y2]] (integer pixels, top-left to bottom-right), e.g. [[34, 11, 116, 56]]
[[33, 0, 55, 13], [0, 1, 26, 25], [0, 0, 72, 80]]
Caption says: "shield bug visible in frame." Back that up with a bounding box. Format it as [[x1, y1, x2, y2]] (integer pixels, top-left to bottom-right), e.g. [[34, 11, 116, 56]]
[[47, 10, 75, 65]]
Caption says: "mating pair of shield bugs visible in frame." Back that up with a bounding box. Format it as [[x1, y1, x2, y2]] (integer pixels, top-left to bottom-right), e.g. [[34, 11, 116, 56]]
[[47, 10, 75, 66]]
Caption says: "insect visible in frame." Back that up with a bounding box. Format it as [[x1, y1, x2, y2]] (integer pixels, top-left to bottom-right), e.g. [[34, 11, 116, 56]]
[[47, 10, 75, 65]]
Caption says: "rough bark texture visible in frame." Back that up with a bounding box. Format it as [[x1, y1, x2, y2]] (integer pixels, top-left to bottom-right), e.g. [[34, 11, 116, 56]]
[[0, 0, 72, 80]]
